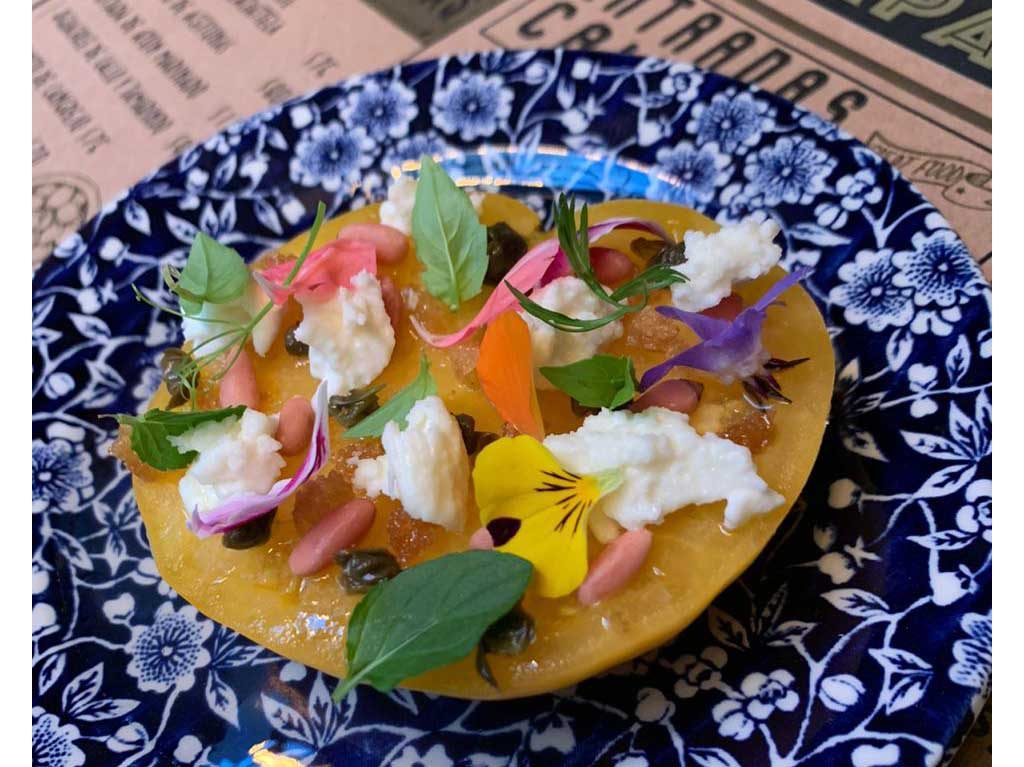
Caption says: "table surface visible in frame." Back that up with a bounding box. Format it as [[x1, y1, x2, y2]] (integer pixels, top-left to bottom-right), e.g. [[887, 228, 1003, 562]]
[[31, 1, 991, 763]]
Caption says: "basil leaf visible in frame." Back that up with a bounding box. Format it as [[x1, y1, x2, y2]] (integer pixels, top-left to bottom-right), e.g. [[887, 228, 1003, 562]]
[[540, 355, 638, 409], [176, 232, 250, 306], [334, 551, 533, 699], [115, 406, 246, 470], [344, 356, 437, 439], [411, 156, 487, 310]]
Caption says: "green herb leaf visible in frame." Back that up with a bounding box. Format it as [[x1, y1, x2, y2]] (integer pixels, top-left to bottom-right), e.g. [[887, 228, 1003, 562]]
[[175, 232, 250, 306], [610, 263, 687, 301], [344, 355, 437, 438], [553, 195, 618, 308], [115, 406, 246, 470], [508, 283, 631, 333], [411, 156, 487, 310], [333, 550, 533, 699], [511, 195, 689, 334], [540, 355, 637, 409]]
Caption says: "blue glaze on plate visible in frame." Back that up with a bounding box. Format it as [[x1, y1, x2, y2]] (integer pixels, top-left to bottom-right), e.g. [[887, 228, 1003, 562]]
[[32, 50, 991, 767]]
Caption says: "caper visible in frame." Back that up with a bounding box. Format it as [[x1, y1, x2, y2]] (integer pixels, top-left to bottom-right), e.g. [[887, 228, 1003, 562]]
[[630, 237, 686, 267], [454, 413, 499, 455], [481, 606, 536, 655], [485, 222, 528, 285], [473, 432, 499, 453], [475, 645, 498, 689], [455, 413, 478, 453], [571, 399, 599, 419], [328, 385, 383, 427], [475, 606, 536, 688], [284, 325, 309, 357], [159, 348, 198, 409], [222, 509, 276, 550], [335, 548, 401, 593]]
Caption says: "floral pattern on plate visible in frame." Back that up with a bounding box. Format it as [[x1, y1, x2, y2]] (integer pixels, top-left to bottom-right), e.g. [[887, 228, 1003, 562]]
[[32, 49, 990, 767]]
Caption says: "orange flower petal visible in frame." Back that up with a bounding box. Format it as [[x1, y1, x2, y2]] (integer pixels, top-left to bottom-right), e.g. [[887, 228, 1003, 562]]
[[477, 311, 544, 439]]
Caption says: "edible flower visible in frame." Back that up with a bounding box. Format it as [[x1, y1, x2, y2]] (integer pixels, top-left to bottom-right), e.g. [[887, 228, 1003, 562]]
[[412, 212, 670, 347], [256, 239, 377, 305], [476, 312, 544, 439], [473, 436, 622, 598], [188, 381, 331, 537], [639, 268, 810, 406]]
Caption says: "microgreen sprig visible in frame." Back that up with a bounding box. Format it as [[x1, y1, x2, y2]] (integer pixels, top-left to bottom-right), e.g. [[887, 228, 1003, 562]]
[[510, 195, 687, 333], [134, 201, 327, 408]]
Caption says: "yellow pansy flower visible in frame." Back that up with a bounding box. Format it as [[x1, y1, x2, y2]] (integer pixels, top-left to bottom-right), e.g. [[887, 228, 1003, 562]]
[[472, 435, 623, 598]]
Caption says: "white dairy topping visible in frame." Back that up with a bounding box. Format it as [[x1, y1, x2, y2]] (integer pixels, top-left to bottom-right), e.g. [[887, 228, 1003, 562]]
[[670, 218, 782, 312], [521, 276, 624, 389], [182, 279, 283, 357], [170, 410, 285, 517], [352, 396, 471, 530], [293, 270, 395, 398], [379, 175, 484, 235], [543, 407, 783, 532]]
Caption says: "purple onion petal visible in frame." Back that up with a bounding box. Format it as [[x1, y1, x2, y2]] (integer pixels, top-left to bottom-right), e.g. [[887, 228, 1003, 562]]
[[641, 269, 808, 390], [752, 266, 810, 312], [187, 381, 331, 538], [655, 306, 731, 341]]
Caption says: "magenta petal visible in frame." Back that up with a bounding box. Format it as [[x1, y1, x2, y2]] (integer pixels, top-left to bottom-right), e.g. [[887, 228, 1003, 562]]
[[412, 237, 562, 347], [188, 382, 331, 538], [256, 240, 377, 306], [414, 217, 671, 347]]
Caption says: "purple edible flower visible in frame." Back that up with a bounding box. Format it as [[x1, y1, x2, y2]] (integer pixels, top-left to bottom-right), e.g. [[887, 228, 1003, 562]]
[[640, 268, 810, 397], [188, 381, 331, 537]]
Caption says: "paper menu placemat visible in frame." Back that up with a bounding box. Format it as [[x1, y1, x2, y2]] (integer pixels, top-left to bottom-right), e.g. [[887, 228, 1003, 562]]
[[32, 0, 991, 279]]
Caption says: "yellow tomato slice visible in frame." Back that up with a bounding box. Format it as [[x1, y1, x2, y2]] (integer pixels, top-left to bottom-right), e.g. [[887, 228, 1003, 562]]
[[133, 196, 834, 699]]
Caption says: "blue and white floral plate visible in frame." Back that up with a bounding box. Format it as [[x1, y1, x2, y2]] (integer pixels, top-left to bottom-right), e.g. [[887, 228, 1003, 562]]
[[32, 50, 991, 767]]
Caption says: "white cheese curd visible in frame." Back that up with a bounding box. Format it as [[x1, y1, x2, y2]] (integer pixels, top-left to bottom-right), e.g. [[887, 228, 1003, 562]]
[[182, 280, 283, 357], [352, 396, 471, 530], [543, 407, 783, 532], [379, 175, 485, 235], [170, 410, 285, 518], [670, 218, 782, 312], [293, 270, 395, 398], [520, 276, 624, 389]]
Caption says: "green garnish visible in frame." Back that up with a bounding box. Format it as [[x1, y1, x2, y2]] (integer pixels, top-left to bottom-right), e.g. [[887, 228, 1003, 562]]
[[507, 284, 633, 333], [344, 355, 437, 438], [333, 550, 533, 700], [412, 155, 488, 311], [114, 406, 245, 470], [164, 232, 251, 313], [512, 195, 687, 332], [133, 201, 327, 408], [540, 354, 638, 410]]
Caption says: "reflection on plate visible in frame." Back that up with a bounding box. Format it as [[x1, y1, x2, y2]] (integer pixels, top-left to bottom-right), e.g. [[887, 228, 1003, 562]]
[[32, 49, 991, 767]]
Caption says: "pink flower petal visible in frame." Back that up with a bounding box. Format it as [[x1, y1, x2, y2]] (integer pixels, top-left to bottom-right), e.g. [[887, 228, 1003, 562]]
[[412, 238, 562, 348], [414, 217, 670, 347], [188, 381, 331, 537], [256, 240, 377, 305]]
